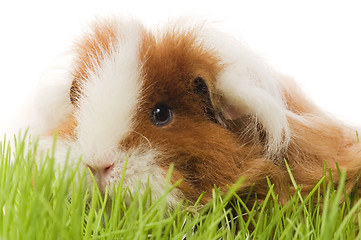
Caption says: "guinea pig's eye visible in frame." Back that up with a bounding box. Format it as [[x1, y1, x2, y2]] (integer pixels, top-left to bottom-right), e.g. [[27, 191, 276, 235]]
[[152, 103, 173, 126]]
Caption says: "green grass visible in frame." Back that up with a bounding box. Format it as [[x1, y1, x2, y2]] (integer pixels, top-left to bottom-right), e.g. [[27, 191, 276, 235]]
[[1, 133, 361, 239]]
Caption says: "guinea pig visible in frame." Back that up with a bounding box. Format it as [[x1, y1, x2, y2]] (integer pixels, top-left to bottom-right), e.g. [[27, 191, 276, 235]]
[[23, 16, 361, 207]]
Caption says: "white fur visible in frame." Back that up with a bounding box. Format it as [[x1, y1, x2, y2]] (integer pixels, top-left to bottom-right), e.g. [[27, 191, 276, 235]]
[[1, 54, 74, 160], [200, 26, 290, 158], [70, 18, 182, 205], [9, 53, 74, 135], [55, 142, 183, 208], [107, 148, 183, 208], [75, 18, 143, 161]]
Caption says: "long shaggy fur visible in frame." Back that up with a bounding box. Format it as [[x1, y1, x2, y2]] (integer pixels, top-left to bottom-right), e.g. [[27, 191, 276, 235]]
[[16, 16, 361, 205]]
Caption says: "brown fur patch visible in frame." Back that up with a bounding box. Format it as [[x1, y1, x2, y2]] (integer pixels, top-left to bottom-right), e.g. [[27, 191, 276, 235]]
[[117, 28, 287, 203], [70, 19, 119, 104]]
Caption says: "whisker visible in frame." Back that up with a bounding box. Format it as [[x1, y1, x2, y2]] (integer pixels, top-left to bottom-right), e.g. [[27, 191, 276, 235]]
[[129, 130, 152, 149]]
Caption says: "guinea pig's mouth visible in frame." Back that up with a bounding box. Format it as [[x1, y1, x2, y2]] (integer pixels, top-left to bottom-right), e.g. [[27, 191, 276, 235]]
[[87, 162, 182, 208]]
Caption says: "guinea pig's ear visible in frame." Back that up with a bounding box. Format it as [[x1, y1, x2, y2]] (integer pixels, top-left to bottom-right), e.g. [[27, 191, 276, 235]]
[[192, 76, 220, 124], [202, 29, 290, 159]]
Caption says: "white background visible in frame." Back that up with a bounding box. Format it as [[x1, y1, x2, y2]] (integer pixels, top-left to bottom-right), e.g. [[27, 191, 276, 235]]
[[0, 0, 360, 128]]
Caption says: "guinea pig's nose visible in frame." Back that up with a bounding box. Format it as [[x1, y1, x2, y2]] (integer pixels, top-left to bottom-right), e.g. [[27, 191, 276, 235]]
[[87, 163, 114, 176]]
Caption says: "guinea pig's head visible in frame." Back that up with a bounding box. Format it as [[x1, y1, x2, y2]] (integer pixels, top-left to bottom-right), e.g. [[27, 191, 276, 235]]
[[57, 17, 290, 206]]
